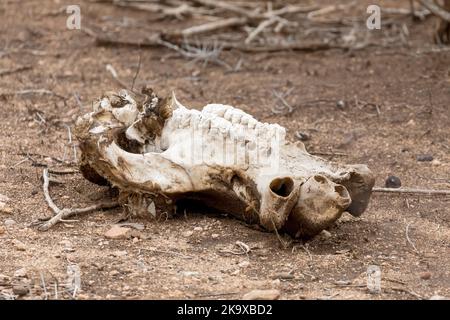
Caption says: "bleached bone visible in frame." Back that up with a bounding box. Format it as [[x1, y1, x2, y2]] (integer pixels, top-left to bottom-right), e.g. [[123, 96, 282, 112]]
[[75, 88, 375, 238]]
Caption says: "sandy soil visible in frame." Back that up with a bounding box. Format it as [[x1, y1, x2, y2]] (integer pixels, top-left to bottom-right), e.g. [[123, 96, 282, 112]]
[[0, 0, 449, 300]]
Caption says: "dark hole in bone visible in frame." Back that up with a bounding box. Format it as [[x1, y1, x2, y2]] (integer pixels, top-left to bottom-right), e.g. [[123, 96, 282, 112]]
[[270, 177, 294, 197], [313, 175, 327, 184], [334, 185, 349, 198], [115, 130, 144, 154]]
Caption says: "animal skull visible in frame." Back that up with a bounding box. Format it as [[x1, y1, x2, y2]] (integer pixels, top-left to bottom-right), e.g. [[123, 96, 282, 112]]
[[75, 88, 375, 238]]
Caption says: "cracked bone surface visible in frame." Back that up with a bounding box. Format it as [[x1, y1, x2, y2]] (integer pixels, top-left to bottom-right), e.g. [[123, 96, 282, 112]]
[[75, 88, 375, 238]]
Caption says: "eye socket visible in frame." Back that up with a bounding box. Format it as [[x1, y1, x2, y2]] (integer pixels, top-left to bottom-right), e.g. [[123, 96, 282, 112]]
[[270, 177, 294, 197]]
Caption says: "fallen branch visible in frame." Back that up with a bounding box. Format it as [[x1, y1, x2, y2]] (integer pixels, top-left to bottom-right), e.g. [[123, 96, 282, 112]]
[[418, 0, 450, 22], [245, 17, 277, 44], [0, 65, 32, 76], [180, 17, 248, 37], [83, 26, 345, 53], [36, 169, 119, 231], [373, 187, 450, 195]]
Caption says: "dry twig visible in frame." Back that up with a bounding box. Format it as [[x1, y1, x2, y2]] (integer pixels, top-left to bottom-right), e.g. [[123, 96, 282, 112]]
[[36, 169, 119, 231], [405, 222, 420, 254], [373, 187, 450, 196]]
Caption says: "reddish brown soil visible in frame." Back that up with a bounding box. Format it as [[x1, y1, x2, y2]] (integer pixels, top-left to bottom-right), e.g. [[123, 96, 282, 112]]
[[0, 0, 449, 300]]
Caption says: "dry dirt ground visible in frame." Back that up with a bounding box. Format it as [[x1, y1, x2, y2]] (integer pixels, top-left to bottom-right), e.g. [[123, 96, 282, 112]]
[[0, 0, 449, 300]]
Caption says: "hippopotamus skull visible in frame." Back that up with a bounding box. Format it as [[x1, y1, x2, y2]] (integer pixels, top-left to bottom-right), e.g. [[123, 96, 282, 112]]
[[74, 88, 374, 238]]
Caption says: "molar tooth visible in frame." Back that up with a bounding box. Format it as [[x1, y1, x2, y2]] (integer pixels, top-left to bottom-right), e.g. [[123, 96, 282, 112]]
[[208, 116, 229, 135], [224, 109, 234, 122], [203, 104, 230, 117], [247, 119, 257, 129], [189, 113, 201, 128], [240, 116, 250, 126], [231, 112, 242, 124], [255, 122, 264, 132], [199, 116, 212, 130]]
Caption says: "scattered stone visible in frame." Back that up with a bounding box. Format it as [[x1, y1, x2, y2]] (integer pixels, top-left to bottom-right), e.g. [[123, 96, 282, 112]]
[[0, 274, 10, 286], [59, 240, 72, 246], [319, 230, 332, 239], [110, 270, 120, 277], [0, 194, 10, 203], [416, 154, 434, 162], [431, 159, 441, 166], [429, 295, 447, 300], [420, 271, 432, 280], [0, 226, 5, 235], [336, 100, 346, 110], [104, 225, 131, 239], [238, 260, 250, 268], [13, 268, 28, 279], [295, 131, 310, 141], [182, 230, 193, 237], [0, 203, 13, 214], [385, 175, 401, 189], [242, 289, 281, 300], [12, 284, 29, 296], [4, 219, 16, 226], [271, 279, 281, 286], [180, 271, 200, 277], [211, 233, 219, 239], [193, 226, 203, 232], [12, 239, 27, 251], [112, 250, 128, 257]]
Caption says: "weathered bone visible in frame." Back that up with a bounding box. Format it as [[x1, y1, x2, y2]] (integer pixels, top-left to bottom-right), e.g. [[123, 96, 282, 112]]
[[74, 88, 375, 238]]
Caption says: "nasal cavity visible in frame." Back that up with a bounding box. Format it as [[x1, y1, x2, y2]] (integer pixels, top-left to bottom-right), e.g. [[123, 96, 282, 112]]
[[270, 177, 294, 198], [334, 185, 350, 199]]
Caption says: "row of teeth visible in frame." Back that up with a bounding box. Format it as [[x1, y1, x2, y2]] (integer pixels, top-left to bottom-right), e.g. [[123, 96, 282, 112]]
[[94, 93, 286, 146], [170, 104, 285, 143]]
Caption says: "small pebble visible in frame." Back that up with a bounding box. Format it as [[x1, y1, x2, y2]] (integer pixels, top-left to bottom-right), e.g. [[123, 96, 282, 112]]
[[211, 233, 219, 239], [416, 154, 434, 162], [336, 100, 346, 109], [0, 203, 13, 214], [272, 272, 295, 280], [104, 226, 131, 239], [193, 226, 203, 232], [0, 274, 10, 285], [14, 268, 28, 278], [4, 219, 16, 226], [385, 175, 402, 189], [12, 239, 27, 251], [320, 230, 332, 239], [182, 230, 193, 237], [0, 226, 5, 235], [429, 295, 447, 300], [295, 131, 310, 141], [180, 271, 200, 277], [13, 284, 29, 296], [420, 271, 432, 280], [242, 289, 280, 300]]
